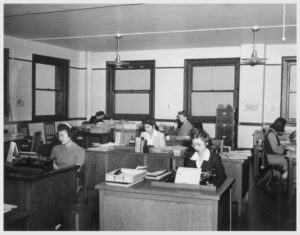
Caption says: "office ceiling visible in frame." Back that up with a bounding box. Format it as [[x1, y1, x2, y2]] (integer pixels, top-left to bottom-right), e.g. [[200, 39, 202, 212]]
[[4, 3, 297, 52]]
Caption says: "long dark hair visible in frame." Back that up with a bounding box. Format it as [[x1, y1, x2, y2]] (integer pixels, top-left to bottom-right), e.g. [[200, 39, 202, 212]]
[[270, 117, 286, 133], [142, 117, 159, 131], [190, 128, 212, 148]]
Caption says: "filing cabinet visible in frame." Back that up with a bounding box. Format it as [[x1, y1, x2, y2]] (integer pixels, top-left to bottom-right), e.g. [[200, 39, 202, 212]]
[[216, 106, 236, 149]]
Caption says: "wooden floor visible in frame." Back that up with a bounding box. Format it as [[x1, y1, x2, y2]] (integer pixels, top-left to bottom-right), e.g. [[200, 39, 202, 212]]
[[231, 158, 296, 231], [76, 157, 297, 231]]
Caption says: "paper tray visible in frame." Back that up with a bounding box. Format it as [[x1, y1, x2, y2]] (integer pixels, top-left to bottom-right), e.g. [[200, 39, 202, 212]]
[[150, 181, 216, 192]]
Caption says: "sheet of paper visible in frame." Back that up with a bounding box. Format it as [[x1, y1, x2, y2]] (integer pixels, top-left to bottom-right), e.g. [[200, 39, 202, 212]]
[[175, 167, 201, 185]]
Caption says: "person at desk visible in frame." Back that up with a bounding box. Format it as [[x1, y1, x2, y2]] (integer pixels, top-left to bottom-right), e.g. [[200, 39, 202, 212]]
[[262, 117, 288, 179], [89, 111, 105, 124], [50, 123, 85, 171], [185, 128, 227, 187], [177, 111, 193, 137], [140, 118, 166, 147]]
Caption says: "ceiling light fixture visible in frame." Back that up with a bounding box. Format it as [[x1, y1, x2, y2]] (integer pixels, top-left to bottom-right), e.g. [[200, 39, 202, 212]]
[[241, 26, 267, 66], [282, 0, 286, 41], [107, 34, 129, 68]]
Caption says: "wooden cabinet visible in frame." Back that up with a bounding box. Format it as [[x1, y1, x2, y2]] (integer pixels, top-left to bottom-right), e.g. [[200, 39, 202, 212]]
[[96, 179, 234, 231], [84, 147, 182, 204], [4, 165, 78, 230], [216, 106, 236, 149]]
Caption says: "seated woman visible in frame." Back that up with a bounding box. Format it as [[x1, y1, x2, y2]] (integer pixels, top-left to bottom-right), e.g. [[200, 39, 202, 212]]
[[50, 123, 85, 172], [177, 111, 193, 137], [140, 118, 166, 147], [185, 128, 227, 187], [261, 117, 288, 180], [89, 111, 105, 124]]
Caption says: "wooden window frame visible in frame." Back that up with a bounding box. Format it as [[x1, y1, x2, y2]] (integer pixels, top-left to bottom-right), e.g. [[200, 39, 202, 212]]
[[106, 60, 155, 120], [4, 48, 9, 122], [32, 54, 69, 122], [281, 56, 296, 124], [184, 58, 240, 123]]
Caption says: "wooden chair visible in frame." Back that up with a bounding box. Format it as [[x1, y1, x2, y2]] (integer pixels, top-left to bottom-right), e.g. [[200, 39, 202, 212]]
[[17, 123, 32, 151], [44, 122, 57, 145], [257, 128, 286, 191], [211, 139, 224, 153], [31, 131, 42, 153]]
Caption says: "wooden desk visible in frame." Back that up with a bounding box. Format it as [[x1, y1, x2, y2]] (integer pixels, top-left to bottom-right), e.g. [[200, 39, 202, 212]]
[[75, 130, 111, 148], [95, 178, 234, 231], [4, 164, 79, 230], [85, 146, 184, 203], [221, 157, 250, 217], [253, 144, 263, 179], [4, 210, 30, 231], [286, 150, 296, 204]]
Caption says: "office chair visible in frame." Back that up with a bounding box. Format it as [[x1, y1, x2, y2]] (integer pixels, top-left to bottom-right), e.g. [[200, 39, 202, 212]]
[[31, 131, 42, 153], [211, 139, 224, 153], [257, 128, 286, 191], [44, 122, 57, 145], [17, 123, 32, 151]]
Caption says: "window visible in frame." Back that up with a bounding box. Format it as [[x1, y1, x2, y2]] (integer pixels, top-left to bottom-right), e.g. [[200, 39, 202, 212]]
[[106, 60, 155, 120], [4, 48, 9, 122], [184, 58, 240, 123], [32, 54, 69, 121], [281, 57, 296, 124]]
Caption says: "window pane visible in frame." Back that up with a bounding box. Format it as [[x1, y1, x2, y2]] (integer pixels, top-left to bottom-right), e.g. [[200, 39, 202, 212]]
[[35, 91, 55, 115], [289, 64, 296, 92], [36, 63, 55, 89], [193, 66, 234, 90], [288, 93, 296, 119], [115, 93, 149, 114], [115, 70, 150, 90], [191, 92, 233, 116]]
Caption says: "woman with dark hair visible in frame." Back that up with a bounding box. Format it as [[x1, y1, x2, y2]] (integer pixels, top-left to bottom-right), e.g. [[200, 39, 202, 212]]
[[265, 117, 287, 156], [177, 110, 193, 137], [50, 123, 85, 171], [262, 117, 288, 179], [140, 118, 166, 147], [185, 128, 227, 187], [89, 111, 105, 124]]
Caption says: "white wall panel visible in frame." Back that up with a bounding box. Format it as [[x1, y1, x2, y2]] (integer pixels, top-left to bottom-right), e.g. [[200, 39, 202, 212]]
[[238, 125, 262, 149], [9, 60, 32, 121], [155, 69, 184, 119], [263, 65, 281, 122], [69, 69, 86, 118], [239, 65, 264, 123], [91, 70, 106, 115]]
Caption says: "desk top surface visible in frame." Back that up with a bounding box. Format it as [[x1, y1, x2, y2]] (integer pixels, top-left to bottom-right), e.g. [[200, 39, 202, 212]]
[[95, 178, 234, 201], [4, 164, 79, 181], [87, 145, 185, 159]]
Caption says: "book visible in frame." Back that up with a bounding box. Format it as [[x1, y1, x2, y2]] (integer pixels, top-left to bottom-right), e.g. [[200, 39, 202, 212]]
[[105, 179, 144, 187]]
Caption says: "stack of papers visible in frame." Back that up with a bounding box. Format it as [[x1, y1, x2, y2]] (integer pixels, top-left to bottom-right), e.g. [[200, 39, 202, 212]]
[[146, 170, 172, 181], [4, 204, 17, 213], [87, 142, 118, 152]]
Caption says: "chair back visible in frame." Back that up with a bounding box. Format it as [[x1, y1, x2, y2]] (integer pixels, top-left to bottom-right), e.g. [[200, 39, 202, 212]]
[[44, 122, 56, 144], [31, 131, 42, 153], [261, 128, 285, 166], [211, 139, 224, 153], [17, 123, 29, 137]]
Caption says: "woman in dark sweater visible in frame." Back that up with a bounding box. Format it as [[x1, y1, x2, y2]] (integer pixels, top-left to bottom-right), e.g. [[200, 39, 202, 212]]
[[185, 128, 227, 187]]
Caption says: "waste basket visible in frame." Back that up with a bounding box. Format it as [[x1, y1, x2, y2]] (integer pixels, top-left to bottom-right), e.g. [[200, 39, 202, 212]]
[[62, 203, 93, 231]]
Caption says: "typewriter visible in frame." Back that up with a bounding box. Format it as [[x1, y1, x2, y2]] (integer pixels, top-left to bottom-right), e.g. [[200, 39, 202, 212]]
[[12, 154, 53, 172]]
